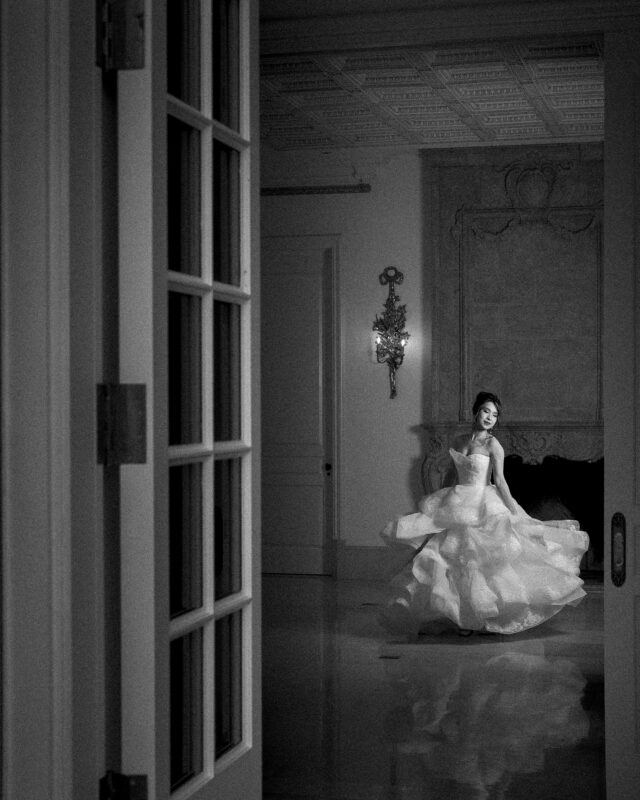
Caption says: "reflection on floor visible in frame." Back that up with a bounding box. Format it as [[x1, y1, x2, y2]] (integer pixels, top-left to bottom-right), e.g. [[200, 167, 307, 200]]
[[263, 575, 604, 800]]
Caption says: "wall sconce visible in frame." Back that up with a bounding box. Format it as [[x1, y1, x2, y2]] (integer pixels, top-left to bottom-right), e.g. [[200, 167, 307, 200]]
[[372, 266, 410, 399]]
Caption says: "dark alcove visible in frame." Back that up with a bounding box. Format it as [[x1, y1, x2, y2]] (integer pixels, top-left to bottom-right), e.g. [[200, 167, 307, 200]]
[[505, 456, 604, 576]]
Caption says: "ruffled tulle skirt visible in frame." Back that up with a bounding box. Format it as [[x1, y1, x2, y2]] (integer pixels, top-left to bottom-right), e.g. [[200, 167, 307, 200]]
[[381, 484, 589, 635]]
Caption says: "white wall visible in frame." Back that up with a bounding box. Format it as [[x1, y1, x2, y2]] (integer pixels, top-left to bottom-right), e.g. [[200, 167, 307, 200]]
[[261, 146, 430, 562]]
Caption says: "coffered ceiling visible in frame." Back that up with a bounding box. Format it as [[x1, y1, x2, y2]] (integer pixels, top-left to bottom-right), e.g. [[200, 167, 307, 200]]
[[260, 37, 604, 151]]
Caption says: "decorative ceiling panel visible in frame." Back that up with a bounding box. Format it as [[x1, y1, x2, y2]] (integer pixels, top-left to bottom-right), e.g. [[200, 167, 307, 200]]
[[260, 37, 604, 150]]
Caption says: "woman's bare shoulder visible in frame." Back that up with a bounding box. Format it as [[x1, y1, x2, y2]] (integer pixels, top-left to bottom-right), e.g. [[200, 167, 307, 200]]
[[487, 434, 504, 454]]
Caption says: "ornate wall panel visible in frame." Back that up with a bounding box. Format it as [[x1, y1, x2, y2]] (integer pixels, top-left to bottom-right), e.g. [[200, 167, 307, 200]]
[[426, 144, 603, 449], [454, 205, 601, 422]]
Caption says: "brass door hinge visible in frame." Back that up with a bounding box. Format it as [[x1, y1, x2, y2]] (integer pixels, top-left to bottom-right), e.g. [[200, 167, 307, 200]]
[[97, 0, 145, 72]]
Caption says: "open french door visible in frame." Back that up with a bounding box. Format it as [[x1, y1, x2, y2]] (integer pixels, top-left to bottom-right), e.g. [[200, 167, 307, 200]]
[[603, 29, 640, 800], [117, 1, 261, 798]]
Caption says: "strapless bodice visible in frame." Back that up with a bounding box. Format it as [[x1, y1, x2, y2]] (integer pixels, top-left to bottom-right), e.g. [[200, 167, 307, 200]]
[[449, 448, 491, 486]]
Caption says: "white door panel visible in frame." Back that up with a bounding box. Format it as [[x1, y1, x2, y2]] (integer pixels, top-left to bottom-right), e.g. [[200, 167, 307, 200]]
[[263, 272, 325, 440]]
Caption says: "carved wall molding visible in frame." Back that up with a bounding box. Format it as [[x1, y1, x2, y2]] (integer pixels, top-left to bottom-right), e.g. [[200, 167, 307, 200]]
[[450, 205, 601, 240], [547, 209, 599, 237], [430, 143, 603, 425], [421, 421, 604, 493], [469, 214, 519, 239], [452, 204, 603, 422], [497, 152, 573, 208]]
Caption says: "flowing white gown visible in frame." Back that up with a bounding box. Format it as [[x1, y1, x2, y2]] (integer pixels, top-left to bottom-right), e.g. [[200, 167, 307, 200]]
[[381, 448, 589, 634]]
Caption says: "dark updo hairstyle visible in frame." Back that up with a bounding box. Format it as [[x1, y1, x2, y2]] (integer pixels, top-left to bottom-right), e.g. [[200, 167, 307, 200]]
[[472, 391, 502, 418]]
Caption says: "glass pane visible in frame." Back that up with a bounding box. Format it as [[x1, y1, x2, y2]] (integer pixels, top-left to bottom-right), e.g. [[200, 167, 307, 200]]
[[212, 0, 240, 130], [170, 463, 203, 618], [168, 116, 201, 276], [167, 0, 201, 107], [214, 459, 241, 600], [169, 292, 202, 445], [170, 630, 203, 791], [213, 140, 241, 285], [215, 612, 242, 758], [214, 300, 241, 441]]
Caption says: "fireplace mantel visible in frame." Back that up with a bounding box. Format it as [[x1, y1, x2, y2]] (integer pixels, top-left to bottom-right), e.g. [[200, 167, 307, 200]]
[[421, 421, 603, 493]]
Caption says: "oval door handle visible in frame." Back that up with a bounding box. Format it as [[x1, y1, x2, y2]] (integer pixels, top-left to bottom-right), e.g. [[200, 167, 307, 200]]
[[611, 512, 626, 587]]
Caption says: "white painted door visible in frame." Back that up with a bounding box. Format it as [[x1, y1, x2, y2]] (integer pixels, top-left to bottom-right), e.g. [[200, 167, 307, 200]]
[[117, 1, 261, 798], [261, 235, 338, 575], [603, 29, 640, 799]]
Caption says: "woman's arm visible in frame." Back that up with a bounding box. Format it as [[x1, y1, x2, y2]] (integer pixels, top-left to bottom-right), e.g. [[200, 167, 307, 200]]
[[488, 438, 518, 514]]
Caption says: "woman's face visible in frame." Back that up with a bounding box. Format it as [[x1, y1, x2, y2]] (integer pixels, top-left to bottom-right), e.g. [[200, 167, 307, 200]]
[[476, 401, 498, 431]]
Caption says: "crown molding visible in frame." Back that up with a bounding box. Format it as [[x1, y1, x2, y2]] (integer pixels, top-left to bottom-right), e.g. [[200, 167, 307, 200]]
[[261, 1, 640, 54], [421, 142, 604, 166]]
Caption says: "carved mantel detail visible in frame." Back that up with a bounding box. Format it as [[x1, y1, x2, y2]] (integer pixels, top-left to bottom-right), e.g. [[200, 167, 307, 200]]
[[421, 422, 603, 493]]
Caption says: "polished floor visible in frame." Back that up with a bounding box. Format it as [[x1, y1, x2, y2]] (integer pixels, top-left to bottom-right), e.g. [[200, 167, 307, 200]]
[[263, 575, 604, 800]]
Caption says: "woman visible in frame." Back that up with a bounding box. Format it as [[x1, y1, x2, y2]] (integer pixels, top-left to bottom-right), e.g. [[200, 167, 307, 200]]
[[381, 392, 589, 635]]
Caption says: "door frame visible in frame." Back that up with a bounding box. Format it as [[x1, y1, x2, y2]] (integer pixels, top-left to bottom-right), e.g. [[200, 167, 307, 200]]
[[2, 0, 110, 797], [1, 1, 74, 798], [602, 27, 640, 794]]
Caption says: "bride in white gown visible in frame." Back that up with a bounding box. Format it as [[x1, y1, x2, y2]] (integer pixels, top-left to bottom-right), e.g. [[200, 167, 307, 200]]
[[381, 392, 589, 635]]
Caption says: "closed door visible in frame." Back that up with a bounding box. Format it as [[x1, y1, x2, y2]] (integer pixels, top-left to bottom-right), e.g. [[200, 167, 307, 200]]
[[262, 235, 338, 575]]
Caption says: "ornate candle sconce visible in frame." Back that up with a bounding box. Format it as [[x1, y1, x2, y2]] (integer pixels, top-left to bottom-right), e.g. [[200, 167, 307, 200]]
[[372, 266, 410, 399]]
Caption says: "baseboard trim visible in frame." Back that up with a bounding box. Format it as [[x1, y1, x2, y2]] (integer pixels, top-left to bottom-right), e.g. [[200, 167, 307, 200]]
[[262, 544, 328, 575], [336, 543, 413, 581]]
